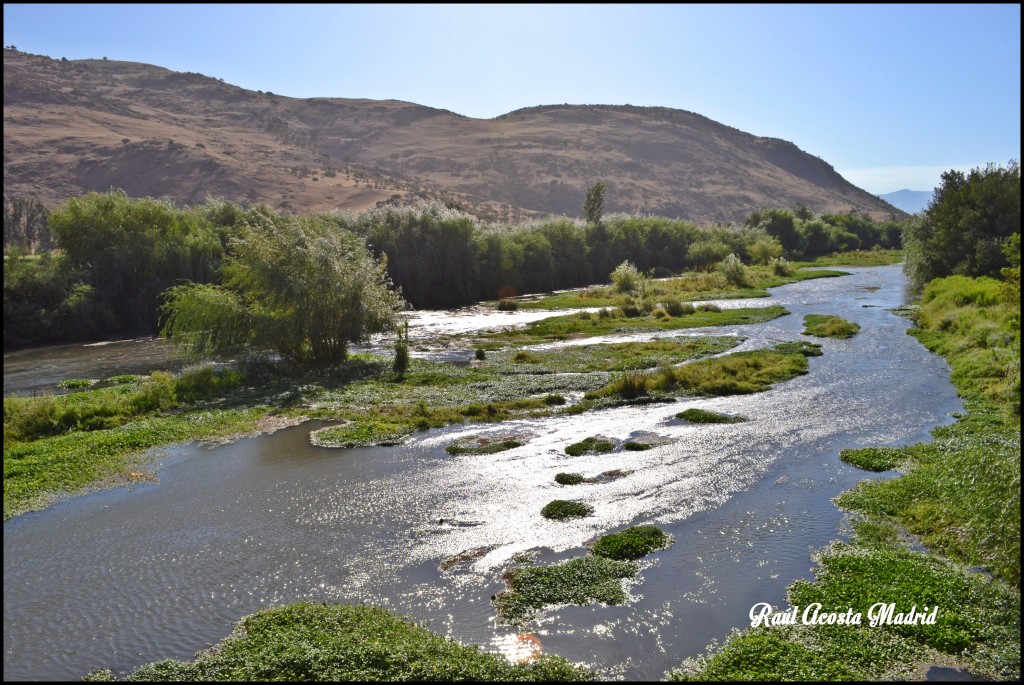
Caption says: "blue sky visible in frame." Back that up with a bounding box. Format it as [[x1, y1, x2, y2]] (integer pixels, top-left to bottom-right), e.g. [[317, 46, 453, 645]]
[[4, 4, 1020, 194]]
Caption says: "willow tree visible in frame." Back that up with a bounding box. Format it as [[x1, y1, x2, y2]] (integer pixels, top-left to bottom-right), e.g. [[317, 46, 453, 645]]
[[161, 210, 406, 367]]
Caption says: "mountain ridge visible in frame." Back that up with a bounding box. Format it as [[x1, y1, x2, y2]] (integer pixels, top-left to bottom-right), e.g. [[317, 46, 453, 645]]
[[3, 48, 904, 224]]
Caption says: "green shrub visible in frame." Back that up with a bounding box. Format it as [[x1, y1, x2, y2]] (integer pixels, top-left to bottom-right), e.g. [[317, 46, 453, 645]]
[[543, 393, 566, 405], [696, 303, 721, 312], [665, 300, 695, 317], [498, 298, 519, 311], [474, 347, 486, 360], [611, 260, 644, 294], [592, 525, 672, 560], [130, 371, 178, 413], [513, 350, 541, 363], [619, 301, 644, 318], [541, 499, 594, 520], [622, 440, 654, 450], [393, 322, 410, 373], [555, 472, 585, 485], [608, 371, 650, 399], [770, 256, 794, 276], [718, 253, 748, 286], [174, 365, 244, 403]]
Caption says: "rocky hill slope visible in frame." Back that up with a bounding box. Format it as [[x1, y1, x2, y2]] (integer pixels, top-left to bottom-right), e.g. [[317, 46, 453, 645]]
[[3, 49, 902, 223]]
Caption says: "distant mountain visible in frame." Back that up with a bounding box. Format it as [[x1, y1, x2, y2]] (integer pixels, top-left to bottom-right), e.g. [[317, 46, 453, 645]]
[[3, 48, 904, 224], [877, 189, 934, 214]]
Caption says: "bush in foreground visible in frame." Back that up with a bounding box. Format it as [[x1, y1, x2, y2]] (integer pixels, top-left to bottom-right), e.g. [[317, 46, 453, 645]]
[[90, 602, 594, 681]]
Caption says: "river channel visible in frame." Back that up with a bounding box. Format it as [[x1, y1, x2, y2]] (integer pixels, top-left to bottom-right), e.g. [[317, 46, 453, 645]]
[[3, 264, 963, 681]]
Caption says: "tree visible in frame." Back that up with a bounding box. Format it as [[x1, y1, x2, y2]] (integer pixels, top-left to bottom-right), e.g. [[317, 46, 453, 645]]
[[583, 182, 606, 225], [903, 161, 1020, 290], [3, 196, 52, 253], [161, 211, 406, 367], [752, 208, 804, 256], [48, 191, 223, 333]]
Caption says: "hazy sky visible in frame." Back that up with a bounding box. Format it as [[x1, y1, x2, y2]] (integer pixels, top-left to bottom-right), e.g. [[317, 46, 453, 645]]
[[4, 4, 1020, 194]]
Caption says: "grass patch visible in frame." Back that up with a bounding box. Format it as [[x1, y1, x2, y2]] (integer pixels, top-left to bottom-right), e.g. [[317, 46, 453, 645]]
[[555, 472, 585, 485], [517, 264, 849, 311], [445, 437, 524, 455], [676, 408, 747, 424], [541, 500, 594, 520], [310, 420, 414, 448], [565, 436, 616, 456], [592, 525, 672, 560], [792, 249, 903, 268], [484, 337, 742, 375], [484, 306, 789, 346], [494, 556, 638, 626], [622, 441, 653, 450], [803, 314, 861, 338], [587, 343, 813, 401], [95, 602, 595, 681], [3, 407, 270, 519], [839, 447, 905, 472]]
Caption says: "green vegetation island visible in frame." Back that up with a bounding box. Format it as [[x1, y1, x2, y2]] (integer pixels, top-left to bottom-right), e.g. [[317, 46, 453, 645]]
[[4, 162, 1020, 681]]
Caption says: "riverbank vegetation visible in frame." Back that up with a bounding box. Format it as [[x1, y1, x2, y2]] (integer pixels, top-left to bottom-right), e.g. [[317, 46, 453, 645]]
[[84, 603, 596, 681], [670, 188, 1021, 680], [1, 335, 743, 518], [5, 191, 903, 349]]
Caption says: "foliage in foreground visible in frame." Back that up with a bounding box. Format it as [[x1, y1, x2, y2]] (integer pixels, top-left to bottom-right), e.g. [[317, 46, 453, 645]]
[[494, 557, 638, 626], [90, 603, 594, 681], [670, 272, 1021, 680], [667, 544, 1020, 681]]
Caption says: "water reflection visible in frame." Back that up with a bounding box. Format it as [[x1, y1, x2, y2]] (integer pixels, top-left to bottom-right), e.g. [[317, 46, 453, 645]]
[[3, 265, 963, 681]]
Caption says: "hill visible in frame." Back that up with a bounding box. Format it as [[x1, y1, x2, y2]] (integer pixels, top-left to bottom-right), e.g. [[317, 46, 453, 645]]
[[3, 49, 903, 223], [877, 189, 934, 214]]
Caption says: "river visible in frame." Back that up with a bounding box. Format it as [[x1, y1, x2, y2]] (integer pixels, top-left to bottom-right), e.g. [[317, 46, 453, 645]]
[[2, 264, 963, 681]]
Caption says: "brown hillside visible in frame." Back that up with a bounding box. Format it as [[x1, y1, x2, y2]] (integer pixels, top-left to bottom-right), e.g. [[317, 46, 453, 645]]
[[3, 49, 903, 223]]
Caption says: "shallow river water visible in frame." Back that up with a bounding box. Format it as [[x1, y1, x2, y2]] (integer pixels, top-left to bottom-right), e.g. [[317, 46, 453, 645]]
[[3, 264, 964, 681]]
